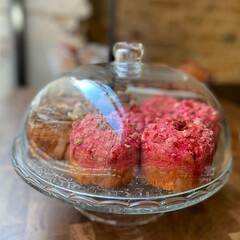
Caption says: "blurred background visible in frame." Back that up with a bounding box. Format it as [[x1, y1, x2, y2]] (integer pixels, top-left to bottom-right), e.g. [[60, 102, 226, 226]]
[[0, 0, 239, 99]]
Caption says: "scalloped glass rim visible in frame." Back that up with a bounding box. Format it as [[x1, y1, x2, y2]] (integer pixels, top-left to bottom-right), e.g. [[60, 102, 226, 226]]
[[12, 136, 232, 206]]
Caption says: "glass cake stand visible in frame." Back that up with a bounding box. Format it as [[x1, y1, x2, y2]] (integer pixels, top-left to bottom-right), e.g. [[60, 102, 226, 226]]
[[11, 42, 232, 226], [11, 136, 232, 226]]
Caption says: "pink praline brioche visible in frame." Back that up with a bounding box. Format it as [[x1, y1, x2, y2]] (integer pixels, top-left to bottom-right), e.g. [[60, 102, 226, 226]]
[[140, 95, 179, 124], [70, 113, 140, 188], [172, 99, 220, 139], [141, 117, 215, 193]]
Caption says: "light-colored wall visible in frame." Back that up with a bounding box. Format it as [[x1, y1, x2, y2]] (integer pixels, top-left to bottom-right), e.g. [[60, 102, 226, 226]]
[[0, 2, 15, 99], [26, 0, 92, 89]]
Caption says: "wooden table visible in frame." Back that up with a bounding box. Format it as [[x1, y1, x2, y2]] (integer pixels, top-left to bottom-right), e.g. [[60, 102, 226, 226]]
[[1, 88, 240, 240]]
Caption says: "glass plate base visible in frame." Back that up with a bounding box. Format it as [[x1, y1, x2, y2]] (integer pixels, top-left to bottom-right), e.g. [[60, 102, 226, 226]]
[[75, 207, 163, 226]]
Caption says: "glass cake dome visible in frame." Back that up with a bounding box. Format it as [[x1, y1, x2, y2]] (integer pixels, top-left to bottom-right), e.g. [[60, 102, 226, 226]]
[[12, 42, 232, 226]]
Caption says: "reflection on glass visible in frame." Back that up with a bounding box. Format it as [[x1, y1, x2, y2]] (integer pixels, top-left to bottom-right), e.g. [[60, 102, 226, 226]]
[[71, 78, 125, 136]]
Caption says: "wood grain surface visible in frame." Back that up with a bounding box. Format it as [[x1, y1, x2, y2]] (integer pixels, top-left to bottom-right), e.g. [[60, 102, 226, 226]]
[[0, 88, 240, 240]]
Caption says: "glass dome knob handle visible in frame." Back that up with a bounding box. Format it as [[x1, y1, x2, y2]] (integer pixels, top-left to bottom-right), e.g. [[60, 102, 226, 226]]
[[113, 42, 144, 63], [112, 42, 144, 78]]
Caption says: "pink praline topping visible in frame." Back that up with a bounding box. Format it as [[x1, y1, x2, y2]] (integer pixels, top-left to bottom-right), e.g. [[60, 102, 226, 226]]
[[70, 114, 140, 169], [172, 99, 220, 137], [142, 117, 215, 169], [140, 95, 179, 124]]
